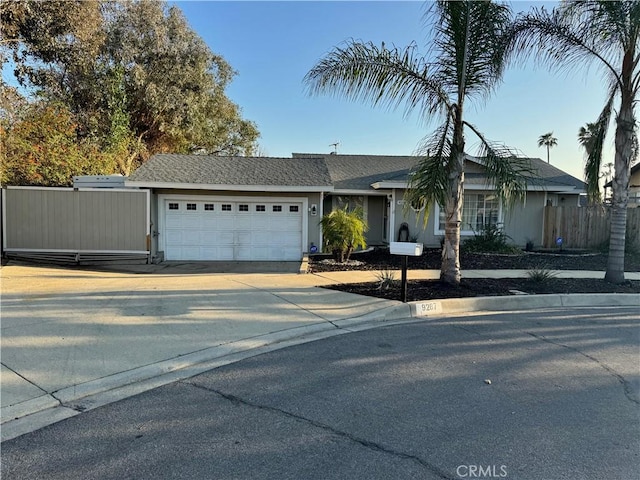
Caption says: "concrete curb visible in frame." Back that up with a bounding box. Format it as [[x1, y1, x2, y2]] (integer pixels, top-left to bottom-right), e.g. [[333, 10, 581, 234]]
[[408, 293, 639, 317], [2, 294, 638, 442]]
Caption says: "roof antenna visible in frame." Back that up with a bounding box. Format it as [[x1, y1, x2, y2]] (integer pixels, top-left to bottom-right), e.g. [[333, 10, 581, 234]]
[[329, 141, 340, 155]]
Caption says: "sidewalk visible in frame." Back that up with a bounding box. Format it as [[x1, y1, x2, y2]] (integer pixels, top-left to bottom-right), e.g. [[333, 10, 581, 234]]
[[1, 263, 638, 441]]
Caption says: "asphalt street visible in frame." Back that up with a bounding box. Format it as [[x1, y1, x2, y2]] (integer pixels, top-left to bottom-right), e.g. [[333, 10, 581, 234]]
[[2, 306, 639, 480]]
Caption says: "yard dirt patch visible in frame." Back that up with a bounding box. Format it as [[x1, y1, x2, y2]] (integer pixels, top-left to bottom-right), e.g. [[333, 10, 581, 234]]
[[310, 248, 640, 301]]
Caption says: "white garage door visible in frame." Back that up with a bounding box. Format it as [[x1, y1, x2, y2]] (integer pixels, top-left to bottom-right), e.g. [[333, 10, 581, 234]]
[[163, 199, 303, 261]]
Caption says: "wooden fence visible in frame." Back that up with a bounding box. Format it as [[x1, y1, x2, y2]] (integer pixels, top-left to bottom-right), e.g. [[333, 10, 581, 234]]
[[543, 205, 640, 249]]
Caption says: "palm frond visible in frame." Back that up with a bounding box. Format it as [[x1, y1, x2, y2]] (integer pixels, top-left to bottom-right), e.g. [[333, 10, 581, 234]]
[[584, 79, 617, 202], [404, 117, 454, 224], [507, 4, 623, 89], [431, 0, 513, 102], [464, 121, 533, 209], [304, 39, 450, 121]]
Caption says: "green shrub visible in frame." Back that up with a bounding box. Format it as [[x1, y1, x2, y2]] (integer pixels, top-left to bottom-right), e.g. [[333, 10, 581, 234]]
[[319, 207, 368, 263], [375, 270, 397, 290], [526, 268, 558, 282], [462, 223, 520, 254]]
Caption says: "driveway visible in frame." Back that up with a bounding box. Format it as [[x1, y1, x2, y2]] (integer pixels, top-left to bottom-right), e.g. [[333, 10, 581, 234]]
[[1, 263, 404, 438], [2, 307, 638, 479]]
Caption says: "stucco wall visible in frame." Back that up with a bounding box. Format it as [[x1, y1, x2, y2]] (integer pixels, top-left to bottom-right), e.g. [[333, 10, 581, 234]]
[[502, 193, 546, 247], [390, 189, 581, 249]]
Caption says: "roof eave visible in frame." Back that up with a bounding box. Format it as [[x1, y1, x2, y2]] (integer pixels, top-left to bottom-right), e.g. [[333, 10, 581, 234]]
[[124, 181, 334, 192], [370, 180, 584, 194], [371, 181, 408, 189]]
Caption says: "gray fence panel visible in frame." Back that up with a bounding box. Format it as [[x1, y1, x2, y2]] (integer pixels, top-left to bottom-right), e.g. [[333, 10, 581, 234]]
[[3, 187, 149, 253]]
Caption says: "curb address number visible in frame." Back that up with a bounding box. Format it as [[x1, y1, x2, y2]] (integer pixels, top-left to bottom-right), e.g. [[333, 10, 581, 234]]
[[414, 301, 442, 317]]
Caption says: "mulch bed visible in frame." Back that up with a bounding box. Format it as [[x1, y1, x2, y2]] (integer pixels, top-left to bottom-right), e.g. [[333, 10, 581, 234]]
[[310, 248, 640, 301], [326, 277, 640, 302], [309, 248, 640, 272]]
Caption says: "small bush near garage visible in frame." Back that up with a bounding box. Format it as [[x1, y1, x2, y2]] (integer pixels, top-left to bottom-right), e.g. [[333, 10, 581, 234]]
[[320, 207, 368, 263]]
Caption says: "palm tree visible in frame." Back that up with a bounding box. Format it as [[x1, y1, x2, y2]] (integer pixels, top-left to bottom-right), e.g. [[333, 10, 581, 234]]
[[509, 1, 639, 284], [304, 0, 532, 285], [578, 122, 598, 156], [537, 132, 557, 163]]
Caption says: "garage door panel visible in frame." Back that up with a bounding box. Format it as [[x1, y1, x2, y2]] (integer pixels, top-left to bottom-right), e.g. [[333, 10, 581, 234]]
[[165, 230, 183, 244], [281, 232, 300, 246], [252, 246, 269, 260], [235, 216, 252, 229], [252, 216, 269, 230], [163, 198, 302, 261], [217, 217, 235, 230], [217, 231, 234, 245], [201, 217, 219, 230], [199, 233, 217, 246], [281, 218, 301, 230]]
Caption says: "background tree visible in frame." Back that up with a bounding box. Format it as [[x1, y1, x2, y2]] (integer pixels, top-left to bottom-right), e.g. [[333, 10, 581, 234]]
[[1, 0, 259, 183], [102, 0, 258, 157], [509, 0, 639, 284], [305, 0, 532, 285], [537, 131, 557, 163], [1, 102, 115, 186]]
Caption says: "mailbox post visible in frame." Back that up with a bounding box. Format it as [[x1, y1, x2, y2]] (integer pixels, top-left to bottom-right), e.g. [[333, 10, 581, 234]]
[[389, 242, 423, 302]]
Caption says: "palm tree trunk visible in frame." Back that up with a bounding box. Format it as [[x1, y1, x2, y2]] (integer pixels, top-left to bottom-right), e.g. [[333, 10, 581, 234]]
[[605, 98, 633, 284], [605, 47, 634, 284], [441, 105, 464, 285]]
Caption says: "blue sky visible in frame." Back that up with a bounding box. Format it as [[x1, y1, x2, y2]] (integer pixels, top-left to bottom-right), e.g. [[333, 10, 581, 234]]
[[174, 0, 612, 181]]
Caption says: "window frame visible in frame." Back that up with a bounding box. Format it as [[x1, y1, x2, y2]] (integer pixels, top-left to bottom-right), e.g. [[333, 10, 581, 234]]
[[434, 193, 503, 236]]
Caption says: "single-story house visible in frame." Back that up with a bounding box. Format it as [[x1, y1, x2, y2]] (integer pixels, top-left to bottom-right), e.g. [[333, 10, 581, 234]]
[[125, 153, 585, 262], [604, 162, 640, 206]]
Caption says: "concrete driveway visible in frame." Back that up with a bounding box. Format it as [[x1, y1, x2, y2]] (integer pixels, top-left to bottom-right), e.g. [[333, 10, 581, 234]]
[[1, 263, 407, 439]]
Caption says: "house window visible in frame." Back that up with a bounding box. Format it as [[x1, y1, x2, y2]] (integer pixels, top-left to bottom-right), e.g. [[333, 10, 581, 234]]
[[273, 205, 282, 212], [256, 205, 266, 212], [334, 195, 364, 212], [168, 203, 179, 210], [239, 204, 249, 212], [186, 203, 197, 211], [437, 194, 500, 233], [222, 204, 232, 211], [204, 204, 214, 211], [289, 205, 299, 213]]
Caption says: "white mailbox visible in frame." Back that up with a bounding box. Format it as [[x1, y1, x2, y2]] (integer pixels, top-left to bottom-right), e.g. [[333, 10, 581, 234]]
[[390, 242, 423, 256]]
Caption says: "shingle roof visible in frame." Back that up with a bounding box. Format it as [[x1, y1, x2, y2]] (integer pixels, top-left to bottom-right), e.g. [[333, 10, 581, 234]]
[[293, 153, 418, 190], [128, 152, 585, 193], [128, 154, 333, 188], [525, 157, 586, 190], [294, 153, 586, 192]]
